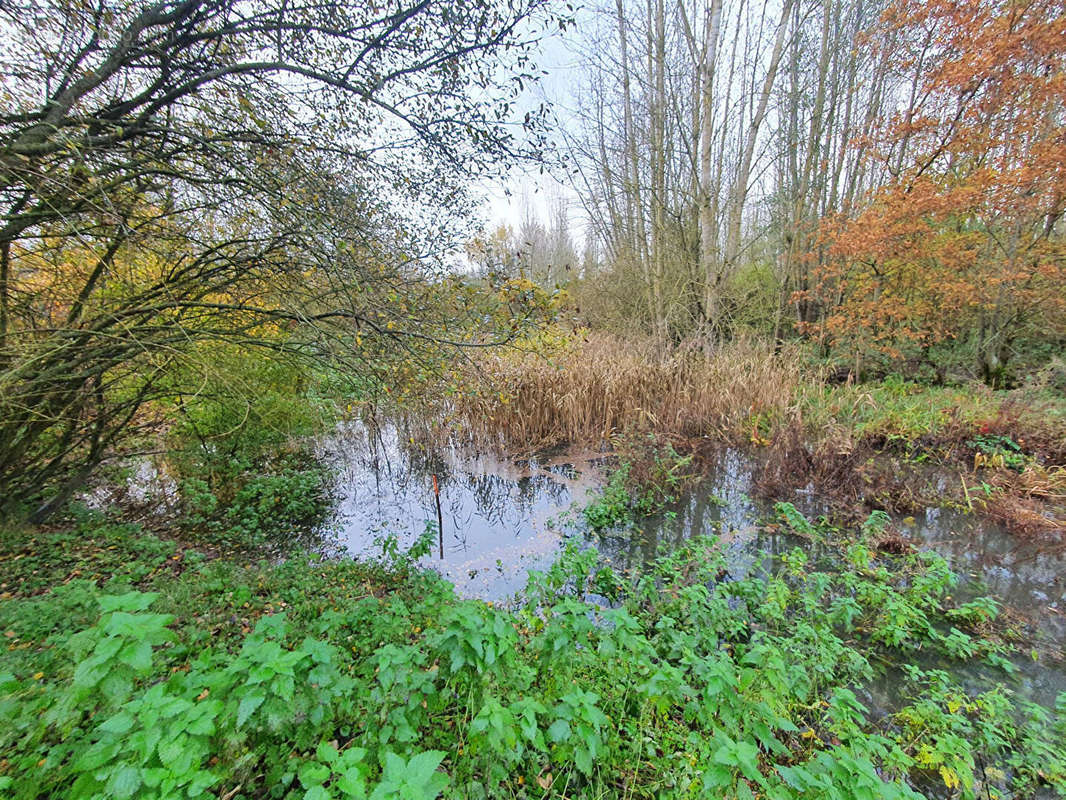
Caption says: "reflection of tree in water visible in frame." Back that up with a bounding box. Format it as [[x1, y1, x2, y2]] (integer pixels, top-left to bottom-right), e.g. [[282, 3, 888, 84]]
[[444, 493, 473, 552], [387, 424, 573, 529], [329, 419, 579, 555], [464, 473, 519, 526], [442, 473, 572, 552]]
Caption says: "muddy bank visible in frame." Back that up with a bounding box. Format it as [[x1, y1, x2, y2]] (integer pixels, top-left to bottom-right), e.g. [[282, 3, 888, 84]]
[[750, 425, 1066, 538]]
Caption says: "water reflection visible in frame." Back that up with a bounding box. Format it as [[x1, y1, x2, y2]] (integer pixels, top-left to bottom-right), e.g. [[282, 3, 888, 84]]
[[907, 507, 1066, 646], [322, 421, 1066, 626], [319, 420, 604, 600], [320, 419, 1066, 706], [593, 447, 826, 580]]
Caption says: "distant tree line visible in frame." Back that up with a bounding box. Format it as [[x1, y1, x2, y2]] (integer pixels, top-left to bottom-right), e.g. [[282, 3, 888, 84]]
[[544, 0, 1065, 384]]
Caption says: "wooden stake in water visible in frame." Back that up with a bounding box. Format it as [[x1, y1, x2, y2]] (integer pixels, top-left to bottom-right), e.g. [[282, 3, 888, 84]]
[[432, 474, 444, 559]]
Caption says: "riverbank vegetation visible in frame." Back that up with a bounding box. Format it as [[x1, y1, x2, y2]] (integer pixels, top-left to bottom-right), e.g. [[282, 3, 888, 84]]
[[2, 508, 1064, 799], [445, 332, 1065, 455], [435, 331, 1066, 534], [2, 0, 1065, 797]]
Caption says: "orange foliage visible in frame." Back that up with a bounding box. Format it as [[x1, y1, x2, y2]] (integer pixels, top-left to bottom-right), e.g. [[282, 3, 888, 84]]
[[803, 0, 1066, 378]]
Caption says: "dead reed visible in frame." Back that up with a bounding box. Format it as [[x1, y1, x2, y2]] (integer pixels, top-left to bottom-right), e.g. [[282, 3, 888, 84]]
[[982, 492, 1066, 538], [1014, 464, 1066, 502], [445, 333, 808, 452], [980, 464, 1066, 538]]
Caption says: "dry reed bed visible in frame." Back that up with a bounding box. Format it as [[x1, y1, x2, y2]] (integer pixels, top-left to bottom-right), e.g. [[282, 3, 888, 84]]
[[448, 334, 806, 452], [983, 493, 1066, 537], [981, 464, 1066, 538], [417, 332, 1066, 537]]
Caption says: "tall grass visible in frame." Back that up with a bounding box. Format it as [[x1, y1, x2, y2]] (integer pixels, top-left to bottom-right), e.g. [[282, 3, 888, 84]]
[[792, 378, 1002, 451], [399, 329, 1065, 531], [446, 333, 807, 451], [408, 328, 1064, 473]]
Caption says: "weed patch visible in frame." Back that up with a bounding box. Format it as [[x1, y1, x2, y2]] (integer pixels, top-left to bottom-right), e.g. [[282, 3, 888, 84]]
[[583, 437, 695, 533], [1, 508, 1064, 799]]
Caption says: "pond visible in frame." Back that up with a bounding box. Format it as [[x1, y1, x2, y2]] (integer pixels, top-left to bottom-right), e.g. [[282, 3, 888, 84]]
[[319, 419, 1066, 710], [319, 420, 606, 599]]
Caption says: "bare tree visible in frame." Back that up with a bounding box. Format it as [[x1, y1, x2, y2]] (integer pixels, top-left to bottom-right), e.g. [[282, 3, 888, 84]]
[[0, 0, 560, 516], [559, 0, 899, 342]]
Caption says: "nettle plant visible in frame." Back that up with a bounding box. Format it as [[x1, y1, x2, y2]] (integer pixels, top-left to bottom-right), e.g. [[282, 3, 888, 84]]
[[583, 441, 695, 533], [0, 508, 1064, 799]]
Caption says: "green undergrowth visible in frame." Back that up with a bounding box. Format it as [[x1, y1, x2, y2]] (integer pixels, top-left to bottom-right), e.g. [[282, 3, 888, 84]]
[[584, 440, 695, 533], [795, 376, 1066, 461], [159, 354, 344, 554], [179, 462, 335, 553], [1, 509, 1064, 799]]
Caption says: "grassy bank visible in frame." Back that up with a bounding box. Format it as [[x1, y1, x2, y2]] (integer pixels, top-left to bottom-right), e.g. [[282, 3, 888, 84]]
[[1, 508, 1064, 799]]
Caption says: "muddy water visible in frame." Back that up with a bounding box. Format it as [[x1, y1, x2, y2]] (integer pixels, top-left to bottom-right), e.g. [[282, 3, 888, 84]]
[[320, 421, 1066, 706]]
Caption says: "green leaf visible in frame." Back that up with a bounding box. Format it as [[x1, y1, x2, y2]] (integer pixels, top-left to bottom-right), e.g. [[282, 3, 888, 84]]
[[735, 741, 764, 784], [316, 742, 340, 764], [298, 761, 331, 789], [98, 712, 136, 735], [107, 766, 142, 799], [157, 735, 186, 768], [100, 672, 133, 702], [237, 691, 265, 728], [370, 751, 447, 800], [100, 592, 159, 613], [119, 639, 154, 672], [548, 719, 571, 742], [575, 747, 593, 775], [405, 751, 446, 787], [336, 767, 368, 799]]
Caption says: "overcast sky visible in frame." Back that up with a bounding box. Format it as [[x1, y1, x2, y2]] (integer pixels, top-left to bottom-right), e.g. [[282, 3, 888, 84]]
[[475, 8, 591, 239]]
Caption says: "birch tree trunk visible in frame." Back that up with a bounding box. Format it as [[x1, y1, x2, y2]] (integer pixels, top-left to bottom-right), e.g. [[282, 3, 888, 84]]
[[699, 0, 725, 338]]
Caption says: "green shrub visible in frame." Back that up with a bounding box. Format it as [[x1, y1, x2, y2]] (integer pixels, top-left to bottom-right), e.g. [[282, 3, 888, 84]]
[[968, 433, 1028, 471], [583, 441, 694, 533], [1, 508, 1063, 799]]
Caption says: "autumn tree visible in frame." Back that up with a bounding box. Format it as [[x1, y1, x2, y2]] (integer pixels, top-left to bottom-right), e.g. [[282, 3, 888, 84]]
[[803, 0, 1066, 383], [0, 0, 559, 517]]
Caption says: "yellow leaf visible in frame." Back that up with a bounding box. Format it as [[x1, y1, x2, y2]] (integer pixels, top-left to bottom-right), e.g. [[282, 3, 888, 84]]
[[940, 766, 960, 791]]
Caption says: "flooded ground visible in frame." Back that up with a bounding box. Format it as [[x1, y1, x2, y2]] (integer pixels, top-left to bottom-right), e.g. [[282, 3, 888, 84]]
[[319, 419, 1066, 708], [319, 420, 607, 599]]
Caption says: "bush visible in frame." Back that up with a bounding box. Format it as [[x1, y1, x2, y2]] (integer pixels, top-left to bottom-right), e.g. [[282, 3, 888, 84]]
[[180, 465, 333, 551], [582, 439, 694, 533], [2, 508, 1064, 798]]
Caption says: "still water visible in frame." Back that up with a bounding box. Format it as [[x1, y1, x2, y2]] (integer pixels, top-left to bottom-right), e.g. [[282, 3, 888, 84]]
[[319, 419, 1065, 708], [322, 423, 1060, 609], [320, 420, 606, 599]]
